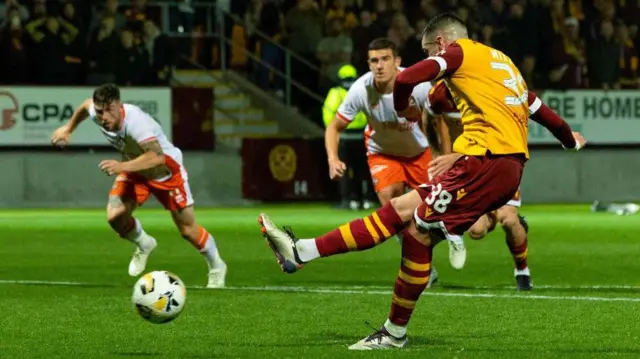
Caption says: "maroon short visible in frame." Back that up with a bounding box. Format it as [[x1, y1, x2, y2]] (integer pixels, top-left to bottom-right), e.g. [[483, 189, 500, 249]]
[[414, 154, 524, 239]]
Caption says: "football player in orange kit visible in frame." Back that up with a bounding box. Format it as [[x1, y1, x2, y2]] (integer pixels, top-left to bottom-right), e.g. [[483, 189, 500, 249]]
[[258, 13, 585, 349]]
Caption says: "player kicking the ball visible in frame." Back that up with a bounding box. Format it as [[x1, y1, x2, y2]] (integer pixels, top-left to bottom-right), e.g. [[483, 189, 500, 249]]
[[426, 80, 532, 290], [259, 13, 585, 349], [51, 83, 227, 288], [323, 37, 465, 271]]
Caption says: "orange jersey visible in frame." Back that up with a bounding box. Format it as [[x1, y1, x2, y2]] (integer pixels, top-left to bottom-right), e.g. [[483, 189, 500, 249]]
[[444, 39, 530, 158]]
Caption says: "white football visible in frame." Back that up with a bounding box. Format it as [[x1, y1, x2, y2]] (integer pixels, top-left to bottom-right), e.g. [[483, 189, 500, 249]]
[[132, 271, 187, 324]]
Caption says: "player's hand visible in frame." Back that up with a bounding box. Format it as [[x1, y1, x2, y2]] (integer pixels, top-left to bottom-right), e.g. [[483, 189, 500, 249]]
[[99, 160, 125, 176], [328, 159, 347, 180], [396, 97, 422, 123], [568, 132, 586, 151], [428, 153, 463, 179], [51, 126, 71, 148]]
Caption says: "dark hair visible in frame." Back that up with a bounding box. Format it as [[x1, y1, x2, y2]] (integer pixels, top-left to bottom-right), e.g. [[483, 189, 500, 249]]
[[421, 13, 466, 38], [93, 83, 120, 105], [368, 38, 398, 56]]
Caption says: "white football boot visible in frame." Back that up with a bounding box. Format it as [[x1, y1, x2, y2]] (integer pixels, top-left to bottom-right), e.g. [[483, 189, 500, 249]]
[[448, 238, 466, 270], [349, 328, 407, 350], [258, 213, 304, 273], [128, 236, 157, 277], [207, 263, 227, 289]]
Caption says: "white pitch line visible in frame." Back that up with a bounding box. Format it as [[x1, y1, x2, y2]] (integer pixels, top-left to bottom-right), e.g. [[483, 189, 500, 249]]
[[1, 279, 640, 303]]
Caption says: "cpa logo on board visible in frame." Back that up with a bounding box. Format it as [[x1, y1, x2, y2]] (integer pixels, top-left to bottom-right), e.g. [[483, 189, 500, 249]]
[[0, 91, 18, 131]]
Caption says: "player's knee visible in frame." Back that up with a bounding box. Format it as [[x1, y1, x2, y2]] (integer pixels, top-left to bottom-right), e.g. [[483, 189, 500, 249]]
[[390, 193, 419, 222], [177, 223, 199, 240], [106, 207, 128, 228], [467, 226, 487, 240], [467, 217, 488, 239], [498, 209, 519, 230]]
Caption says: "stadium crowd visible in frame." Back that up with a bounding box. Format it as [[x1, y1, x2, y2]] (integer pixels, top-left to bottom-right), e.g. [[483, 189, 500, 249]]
[[2, 0, 638, 93], [0, 0, 174, 86], [241, 0, 639, 95]]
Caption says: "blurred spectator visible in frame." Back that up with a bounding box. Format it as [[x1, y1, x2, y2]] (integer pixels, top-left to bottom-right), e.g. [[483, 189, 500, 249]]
[[620, 0, 640, 25], [548, 17, 588, 89], [86, 15, 119, 85], [387, 13, 414, 54], [0, 0, 28, 26], [0, 5, 28, 83], [480, 24, 495, 47], [286, 0, 323, 61], [345, 0, 373, 13], [116, 29, 149, 85], [351, 10, 375, 74], [587, 0, 616, 42], [326, 0, 358, 32], [285, 0, 324, 112], [250, 0, 285, 94], [370, 0, 394, 36], [88, 0, 125, 43], [169, 0, 195, 34], [617, 23, 639, 89], [28, 0, 47, 23], [317, 17, 353, 86], [411, 0, 439, 26], [26, 15, 79, 84], [62, 1, 83, 33], [482, 0, 510, 36], [460, 0, 483, 39], [388, 0, 405, 14], [400, 18, 426, 67], [143, 20, 173, 85], [61, 1, 83, 83], [124, 0, 152, 36], [587, 20, 620, 89]]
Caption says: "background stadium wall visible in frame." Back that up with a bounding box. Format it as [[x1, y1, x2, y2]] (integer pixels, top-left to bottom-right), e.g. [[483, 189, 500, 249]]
[[242, 138, 640, 204], [0, 147, 635, 208], [0, 151, 245, 208]]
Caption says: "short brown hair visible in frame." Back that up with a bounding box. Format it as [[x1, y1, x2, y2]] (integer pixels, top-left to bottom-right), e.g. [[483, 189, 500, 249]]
[[93, 83, 120, 106], [368, 38, 398, 57]]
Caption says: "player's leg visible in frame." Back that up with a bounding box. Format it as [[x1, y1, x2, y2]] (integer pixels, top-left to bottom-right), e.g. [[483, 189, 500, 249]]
[[258, 152, 412, 273], [405, 148, 466, 270], [349, 155, 524, 350], [368, 153, 407, 206], [467, 212, 498, 239], [374, 152, 422, 246], [153, 178, 227, 288], [171, 206, 227, 289], [107, 174, 157, 277], [496, 201, 532, 290], [349, 219, 438, 349], [258, 188, 421, 273]]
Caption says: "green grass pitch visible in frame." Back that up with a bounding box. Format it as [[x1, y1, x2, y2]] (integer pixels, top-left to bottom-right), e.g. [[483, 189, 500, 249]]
[[1, 204, 640, 358]]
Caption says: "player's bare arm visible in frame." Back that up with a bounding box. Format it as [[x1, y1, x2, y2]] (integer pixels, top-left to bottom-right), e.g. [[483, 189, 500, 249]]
[[124, 139, 167, 172], [325, 117, 349, 180], [437, 117, 454, 154], [424, 112, 444, 157], [99, 139, 166, 176], [425, 112, 458, 180], [51, 98, 92, 147]]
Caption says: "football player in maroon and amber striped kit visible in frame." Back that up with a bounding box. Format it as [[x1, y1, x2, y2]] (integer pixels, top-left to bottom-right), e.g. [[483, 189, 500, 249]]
[[259, 13, 585, 350]]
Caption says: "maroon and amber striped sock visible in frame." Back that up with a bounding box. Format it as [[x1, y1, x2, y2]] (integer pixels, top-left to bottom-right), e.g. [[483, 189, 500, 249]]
[[507, 233, 529, 270], [388, 230, 433, 327], [314, 203, 405, 257]]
